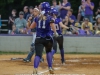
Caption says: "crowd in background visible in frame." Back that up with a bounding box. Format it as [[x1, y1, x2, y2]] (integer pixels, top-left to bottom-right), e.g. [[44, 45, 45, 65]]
[[1, 0, 100, 35]]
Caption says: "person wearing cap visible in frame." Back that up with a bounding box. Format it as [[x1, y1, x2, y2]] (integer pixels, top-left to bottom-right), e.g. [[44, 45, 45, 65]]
[[84, 0, 94, 23], [77, 0, 85, 22], [94, 15, 100, 35], [71, 23, 92, 35], [51, 0, 60, 16], [81, 18, 93, 31], [13, 11, 27, 34], [84, 26, 93, 35]]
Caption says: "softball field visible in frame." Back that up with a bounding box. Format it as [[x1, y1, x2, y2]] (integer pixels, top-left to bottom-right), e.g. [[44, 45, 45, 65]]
[[0, 54, 100, 75]]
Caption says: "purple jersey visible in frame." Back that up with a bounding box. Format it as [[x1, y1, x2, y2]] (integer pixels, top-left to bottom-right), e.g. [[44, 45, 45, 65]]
[[60, 2, 71, 19], [52, 18, 62, 35], [34, 15, 54, 38], [85, 2, 94, 15]]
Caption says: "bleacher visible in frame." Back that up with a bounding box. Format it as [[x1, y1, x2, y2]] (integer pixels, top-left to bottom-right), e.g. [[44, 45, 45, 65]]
[[0, 20, 8, 34]]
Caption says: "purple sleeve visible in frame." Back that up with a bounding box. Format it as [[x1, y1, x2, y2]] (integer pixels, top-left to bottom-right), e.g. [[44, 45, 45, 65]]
[[71, 16, 76, 22], [59, 18, 62, 23], [65, 2, 71, 7], [34, 17, 37, 23], [91, 2, 94, 6]]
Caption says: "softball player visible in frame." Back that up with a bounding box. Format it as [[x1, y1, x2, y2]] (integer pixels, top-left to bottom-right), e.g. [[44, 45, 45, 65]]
[[30, 2, 58, 74], [50, 8, 69, 64], [23, 8, 44, 62]]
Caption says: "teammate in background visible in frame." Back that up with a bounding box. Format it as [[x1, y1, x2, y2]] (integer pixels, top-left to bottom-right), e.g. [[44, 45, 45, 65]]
[[30, 2, 58, 74], [23, 8, 44, 62], [50, 8, 69, 64]]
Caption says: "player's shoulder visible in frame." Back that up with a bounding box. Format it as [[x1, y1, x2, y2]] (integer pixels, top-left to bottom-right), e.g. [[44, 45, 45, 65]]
[[56, 17, 62, 22], [34, 16, 39, 21]]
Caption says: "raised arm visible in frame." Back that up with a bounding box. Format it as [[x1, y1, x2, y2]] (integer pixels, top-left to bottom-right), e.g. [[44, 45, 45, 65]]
[[30, 21, 36, 29], [59, 22, 69, 29]]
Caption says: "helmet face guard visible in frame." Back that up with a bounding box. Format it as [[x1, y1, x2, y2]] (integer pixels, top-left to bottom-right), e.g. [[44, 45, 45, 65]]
[[41, 2, 51, 11], [50, 8, 58, 16], [41, 2, 51, 16]]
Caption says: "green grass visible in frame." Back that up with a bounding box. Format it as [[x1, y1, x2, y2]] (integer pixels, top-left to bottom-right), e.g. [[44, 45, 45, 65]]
[[0, 51, 27, 55], [0, 51, 100, 55]]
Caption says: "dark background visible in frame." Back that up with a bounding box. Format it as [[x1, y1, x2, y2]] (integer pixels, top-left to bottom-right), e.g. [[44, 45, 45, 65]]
[[0, 0, 99, 19]]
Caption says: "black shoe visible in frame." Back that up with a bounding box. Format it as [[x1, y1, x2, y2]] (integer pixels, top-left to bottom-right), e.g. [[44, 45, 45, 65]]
[[61, 59, 65, 65], [23, 58, 31, 62], [40, 57, 44, 63]]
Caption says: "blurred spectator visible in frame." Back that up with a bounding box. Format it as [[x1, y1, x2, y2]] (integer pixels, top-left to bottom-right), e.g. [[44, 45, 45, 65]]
[[11, 25, 18, 34], [94, 15, 100, 35], [95, 7, 100, 17], [51, 0, 60, 16], [72, 24, 92, 35], [26, 6, 35, 34], [13, 11, 27, 34], [26, 6, 34, 21], [67, 9, 76, 26], [8, 9, 17, 34], [81, 18, 93, 31], [62, 16, 69, 34], [84, 0, 94, 23], [23, 6, 29, 19], [71, 23, 86, 35], [38, 3, 42, 11], [62, 9, 76, 35], [77, 0, 85, 22], [0, 15, 1, 28], [84, 26, 93, 35], [59, 0, 71, 19]]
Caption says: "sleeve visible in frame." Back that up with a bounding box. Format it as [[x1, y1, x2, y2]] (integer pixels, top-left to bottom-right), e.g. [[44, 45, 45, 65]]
[[70, 16, 76, 22], [73, 16, 76, 22], [65, 2, 71, 7], [23, 19, 27, 27], [58, 18, 62, 23], [49, 17, 55, 23], [89, 23, 93, 31], [34, 17, 37, 23], [26, 14, 30, 21], [81, 23, 84, 30], [91, 2, 94, 6], [14, 18, 17, 25], [79, 6, 81, 10]]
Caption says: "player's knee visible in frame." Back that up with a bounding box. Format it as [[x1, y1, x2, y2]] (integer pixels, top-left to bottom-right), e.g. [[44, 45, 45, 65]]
[[46, 48, 52, 53], [30, 45, 35, 52], [53, 49, 57, 53], [59, 45, 63, 50], [35, 53, 42, 58]]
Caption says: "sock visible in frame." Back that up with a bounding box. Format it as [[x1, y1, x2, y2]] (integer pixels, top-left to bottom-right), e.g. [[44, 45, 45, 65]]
[[51, 49, 56, 56], [60, 49, 64, 62], [34, 56, 40, 68], [46, 52, 52, 68]]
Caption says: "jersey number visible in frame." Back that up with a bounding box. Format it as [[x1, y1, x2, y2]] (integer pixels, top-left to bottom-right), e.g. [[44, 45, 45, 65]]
[[38, 20, 46, 29], [55, 24, 59, 30]]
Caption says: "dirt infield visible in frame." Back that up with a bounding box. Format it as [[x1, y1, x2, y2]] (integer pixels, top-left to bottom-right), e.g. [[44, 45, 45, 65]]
[[0, 54, 100, 75]]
